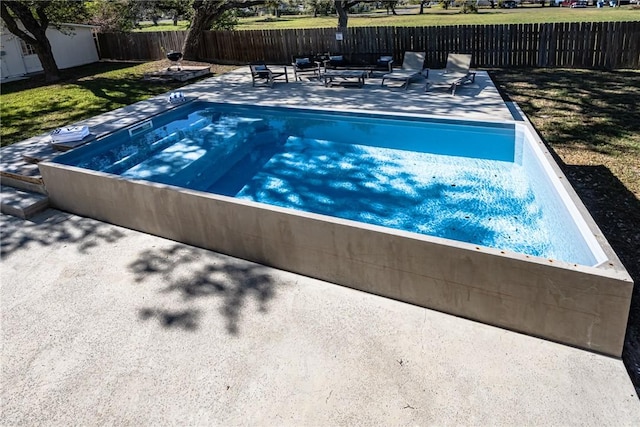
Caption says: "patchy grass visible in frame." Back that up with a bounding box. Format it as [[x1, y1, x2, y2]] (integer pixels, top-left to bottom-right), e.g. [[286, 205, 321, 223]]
[[0, 61, 236, 147], [491, 68, 640, 394], [491, 68, 639, 197]]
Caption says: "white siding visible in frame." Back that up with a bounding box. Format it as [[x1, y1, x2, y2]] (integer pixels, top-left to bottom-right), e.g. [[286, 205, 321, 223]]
[[0, 33, 27, 79], [48, 26, 99, 69]]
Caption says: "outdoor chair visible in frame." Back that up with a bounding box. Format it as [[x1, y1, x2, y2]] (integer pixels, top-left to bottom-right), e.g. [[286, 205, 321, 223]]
[[425, 54, 476, 96], [250, 62, 289, 88], [291, 55, 322, 81], [381, 52, 426, 89]]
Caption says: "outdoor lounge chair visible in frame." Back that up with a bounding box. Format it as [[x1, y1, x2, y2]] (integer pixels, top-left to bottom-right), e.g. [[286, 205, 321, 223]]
[[291, 55, 322, 81], [381, 52, 426, 89], [425, 54, 476, 95], [250, 62, 289, 88]]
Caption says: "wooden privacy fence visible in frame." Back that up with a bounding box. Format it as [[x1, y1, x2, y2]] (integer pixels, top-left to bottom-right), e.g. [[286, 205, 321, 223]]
[[97, 31, 187, 60], [98, 21, 640, 69]]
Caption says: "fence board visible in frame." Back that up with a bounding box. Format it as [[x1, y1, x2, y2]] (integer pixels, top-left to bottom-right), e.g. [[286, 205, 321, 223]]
[[97, 22, 640, 70]]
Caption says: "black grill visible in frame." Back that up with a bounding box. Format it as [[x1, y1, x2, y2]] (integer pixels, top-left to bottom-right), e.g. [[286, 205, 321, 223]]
[[167, 51, 183, 71]]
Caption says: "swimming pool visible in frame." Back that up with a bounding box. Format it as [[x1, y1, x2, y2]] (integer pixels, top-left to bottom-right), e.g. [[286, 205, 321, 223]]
[[39, 101, 633, 356], [52, 102, 599, 266]]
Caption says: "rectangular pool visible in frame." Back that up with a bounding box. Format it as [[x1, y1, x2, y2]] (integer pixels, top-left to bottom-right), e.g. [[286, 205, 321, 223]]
[[39, 102, 633, 356]]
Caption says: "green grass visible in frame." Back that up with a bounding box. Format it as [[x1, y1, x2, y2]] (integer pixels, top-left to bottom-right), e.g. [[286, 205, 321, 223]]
[[135, 20, 190, 32], [0, 62, 234, 147], [132, 6, 640, 32], [237, 6, 639, 29], [490, 68, 640, 198]]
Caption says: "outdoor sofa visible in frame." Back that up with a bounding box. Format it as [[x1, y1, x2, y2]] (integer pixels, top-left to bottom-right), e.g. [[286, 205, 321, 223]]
[[324, 53, 394, 76]]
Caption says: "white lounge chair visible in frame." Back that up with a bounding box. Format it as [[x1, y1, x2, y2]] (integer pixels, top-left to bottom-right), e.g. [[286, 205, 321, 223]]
[[381, 52, 426, 90], [425, 54, 476, 96]]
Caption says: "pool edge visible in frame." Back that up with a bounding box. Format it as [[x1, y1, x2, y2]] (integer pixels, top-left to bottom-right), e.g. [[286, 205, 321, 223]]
[[38, 161, 634, 357]]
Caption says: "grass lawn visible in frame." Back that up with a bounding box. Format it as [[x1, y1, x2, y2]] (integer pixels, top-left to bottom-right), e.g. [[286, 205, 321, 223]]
[[0, 61, 236, 147], [135, 5, 640, 32], [238, 6, 640, 29], [491, 68, 639, 197]]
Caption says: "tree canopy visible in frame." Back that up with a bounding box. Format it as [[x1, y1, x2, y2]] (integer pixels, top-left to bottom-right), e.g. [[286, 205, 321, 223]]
[[182, 0, 268, 59]]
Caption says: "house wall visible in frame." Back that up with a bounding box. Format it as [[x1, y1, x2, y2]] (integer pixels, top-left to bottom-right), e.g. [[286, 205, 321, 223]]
[[0, 33, 27, 79], [0, 24, 98, 79], [48, 26, 99, 69]]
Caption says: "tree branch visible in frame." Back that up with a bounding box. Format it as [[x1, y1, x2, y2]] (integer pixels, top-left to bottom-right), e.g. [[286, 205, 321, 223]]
[[35, 1, 52, 29], [0, 2, 38, 44], [221, 0, 267, 13]]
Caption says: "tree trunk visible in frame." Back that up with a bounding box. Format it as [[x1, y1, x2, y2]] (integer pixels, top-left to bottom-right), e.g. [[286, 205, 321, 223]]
[[335, 1, 348, 29], [420, 1, 425, 14], [182, 1, 267, 60], [34, 30, 61, 83], [0, 1, 61, 83], [182, 3, 217, 60]]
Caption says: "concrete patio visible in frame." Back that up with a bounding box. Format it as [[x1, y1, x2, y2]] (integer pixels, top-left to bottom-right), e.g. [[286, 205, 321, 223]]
[[1, 67, 639, 424]]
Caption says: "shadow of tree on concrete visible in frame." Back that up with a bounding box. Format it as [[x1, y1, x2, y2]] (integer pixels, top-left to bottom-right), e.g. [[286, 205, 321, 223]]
[[129, 244, 277, 334], [138, 307, 201, 331], [0, 209, 126, 258]]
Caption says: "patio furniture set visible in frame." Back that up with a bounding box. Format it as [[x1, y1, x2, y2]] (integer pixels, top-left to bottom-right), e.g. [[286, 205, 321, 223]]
[[250, 52, 476, 95]]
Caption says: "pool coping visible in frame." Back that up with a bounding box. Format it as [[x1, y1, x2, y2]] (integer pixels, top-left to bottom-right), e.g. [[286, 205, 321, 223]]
[[37, 95, 633, 356], [10, 67, 632, 356]]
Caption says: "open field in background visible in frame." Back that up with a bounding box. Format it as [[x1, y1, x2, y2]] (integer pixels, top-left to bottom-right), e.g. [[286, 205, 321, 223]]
[[134, 5, 640, 32]]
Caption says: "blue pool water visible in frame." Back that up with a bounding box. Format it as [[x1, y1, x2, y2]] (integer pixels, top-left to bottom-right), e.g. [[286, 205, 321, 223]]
[[55, 102, 598, 265]]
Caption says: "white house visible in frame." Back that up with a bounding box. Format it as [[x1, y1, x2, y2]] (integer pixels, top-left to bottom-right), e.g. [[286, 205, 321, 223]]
[[0, 23, 99, 81]]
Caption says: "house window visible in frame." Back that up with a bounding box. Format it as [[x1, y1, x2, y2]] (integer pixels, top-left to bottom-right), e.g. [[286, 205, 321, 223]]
[[20, 40, 36, 56]]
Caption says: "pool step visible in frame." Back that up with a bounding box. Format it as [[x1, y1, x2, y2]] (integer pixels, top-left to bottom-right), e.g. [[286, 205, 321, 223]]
[[0, 135, 59, 195], [0, 185, 49, 219]]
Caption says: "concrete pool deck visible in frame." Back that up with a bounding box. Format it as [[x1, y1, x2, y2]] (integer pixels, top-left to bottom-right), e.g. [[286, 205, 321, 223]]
[[1, 68, 638, 424], [186, 67, 515, 121], [2, 209, 639, 425]]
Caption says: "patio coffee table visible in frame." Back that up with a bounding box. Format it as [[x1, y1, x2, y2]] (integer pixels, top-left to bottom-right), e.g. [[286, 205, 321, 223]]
[[323, 70, 367, 88]]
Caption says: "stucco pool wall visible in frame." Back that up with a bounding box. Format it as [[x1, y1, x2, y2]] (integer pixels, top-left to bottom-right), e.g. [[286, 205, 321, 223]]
[[39, 115, 633, 357]]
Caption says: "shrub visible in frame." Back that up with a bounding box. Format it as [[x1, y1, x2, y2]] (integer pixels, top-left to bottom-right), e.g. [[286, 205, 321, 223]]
[[461, 0, 479, 12]]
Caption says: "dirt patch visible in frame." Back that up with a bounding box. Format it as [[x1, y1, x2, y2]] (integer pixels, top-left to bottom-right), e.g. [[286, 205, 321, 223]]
[[138, 59, 238, 76]]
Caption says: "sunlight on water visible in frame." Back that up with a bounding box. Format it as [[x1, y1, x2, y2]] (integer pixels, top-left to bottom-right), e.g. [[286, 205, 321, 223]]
[[225, 137, 552, 259], [55, 103, 596, 265]]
